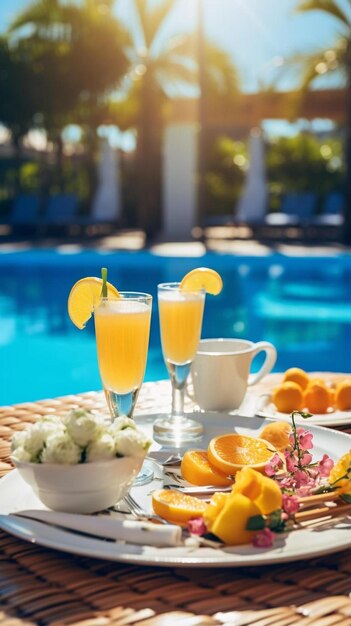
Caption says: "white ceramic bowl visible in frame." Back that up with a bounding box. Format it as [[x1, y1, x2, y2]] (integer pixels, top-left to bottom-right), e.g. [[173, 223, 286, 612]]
[[13, 455, 144, 513]]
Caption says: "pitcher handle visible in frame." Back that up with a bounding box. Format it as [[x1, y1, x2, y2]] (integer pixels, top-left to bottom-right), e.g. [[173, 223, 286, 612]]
[[248, 341, 277, 386]]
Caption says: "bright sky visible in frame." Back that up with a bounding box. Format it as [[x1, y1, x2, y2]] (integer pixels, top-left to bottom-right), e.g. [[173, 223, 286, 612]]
[[1, 0, 348, 92]]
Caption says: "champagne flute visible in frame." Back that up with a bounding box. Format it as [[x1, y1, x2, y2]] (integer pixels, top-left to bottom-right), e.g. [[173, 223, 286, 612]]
[[94, 291, 153, 483], [153, 282, 205, 444], [94, 292, 152, 419]]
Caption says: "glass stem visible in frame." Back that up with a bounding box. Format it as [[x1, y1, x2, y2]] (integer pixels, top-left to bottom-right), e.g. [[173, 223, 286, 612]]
[[167, 362, 190, 419], [171, 381, 185, 417]]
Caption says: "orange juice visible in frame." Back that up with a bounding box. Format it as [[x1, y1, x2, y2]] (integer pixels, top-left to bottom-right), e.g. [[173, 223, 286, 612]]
[[159, 290, 204, 364], [94, 299, 151, 394]]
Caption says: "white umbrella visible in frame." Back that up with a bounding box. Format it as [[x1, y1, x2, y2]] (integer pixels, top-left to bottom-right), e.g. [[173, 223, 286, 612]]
[[92, 138, 121, 221], [235, 127, 268, 223]]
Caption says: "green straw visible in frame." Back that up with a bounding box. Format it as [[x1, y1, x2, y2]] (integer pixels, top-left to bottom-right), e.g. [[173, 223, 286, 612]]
[[101, 267, 108, 298]]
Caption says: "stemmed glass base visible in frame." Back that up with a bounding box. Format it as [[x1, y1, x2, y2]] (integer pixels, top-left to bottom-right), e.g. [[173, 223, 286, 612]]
[[153, 415, 203, 444], [153, 362, 203, 445], [105, 388, 154, 486], [105, 389, 139, 419]]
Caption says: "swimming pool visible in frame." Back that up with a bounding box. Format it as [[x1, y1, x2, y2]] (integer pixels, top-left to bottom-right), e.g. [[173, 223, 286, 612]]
[[1, 249, 351, 405]]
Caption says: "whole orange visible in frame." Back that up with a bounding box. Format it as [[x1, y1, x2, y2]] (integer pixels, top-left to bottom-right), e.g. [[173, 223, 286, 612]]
[[260, 421, 291, 451], [335, 380, 351, 411], [272, 382, 304, 413], [283, 367, 310, 390], [304, 381, 330, 414]]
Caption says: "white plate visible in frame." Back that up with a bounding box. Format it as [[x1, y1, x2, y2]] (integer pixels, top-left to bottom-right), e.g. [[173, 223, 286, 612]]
[[255, 372, 351, 427], [0, 413, 350, 568], [256, 396, 351, 427]]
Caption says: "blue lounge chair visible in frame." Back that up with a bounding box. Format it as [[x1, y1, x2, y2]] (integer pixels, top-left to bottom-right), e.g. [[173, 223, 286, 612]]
[[45, 194, 79, 225], [313, 192, 344, 226], [265, 192, 317, 226], [11, 195, 40, 225]]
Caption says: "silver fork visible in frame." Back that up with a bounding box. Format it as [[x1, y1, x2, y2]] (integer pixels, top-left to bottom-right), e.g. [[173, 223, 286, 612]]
[[123, 493, 169, 525]]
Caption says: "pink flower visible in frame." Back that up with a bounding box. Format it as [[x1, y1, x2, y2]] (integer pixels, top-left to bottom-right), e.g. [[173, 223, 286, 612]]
[[285, 451, 298, 473], [265, 453, 283, 477], [289, 428, 314, 450], [279, 475, 295, 490], [301, 452, 313, 467], [294, 469, 310, 488], [252, 528, 275, 548], [297, 428, 314, 450], [317, 454, 334, 478], [282, 494, 299, 515], [187, 517, 207, 536], [295, 473, 318, 496]]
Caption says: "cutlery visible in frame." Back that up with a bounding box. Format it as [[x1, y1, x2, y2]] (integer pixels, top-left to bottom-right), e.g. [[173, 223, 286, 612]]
[[123, 493, 169, 524], [3, 509, 182, 546], [163, 485, 232, 496], [147, 453, 182, 467]]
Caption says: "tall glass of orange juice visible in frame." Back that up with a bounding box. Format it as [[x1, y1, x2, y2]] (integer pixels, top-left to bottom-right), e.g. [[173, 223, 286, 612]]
[[94, 292, 152, 419], [154, 282, 205, 443]]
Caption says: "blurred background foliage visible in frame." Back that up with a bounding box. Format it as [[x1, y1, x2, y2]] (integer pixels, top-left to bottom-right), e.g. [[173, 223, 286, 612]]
[[205, 134, 343, 218], [0, 0, 348, 232]]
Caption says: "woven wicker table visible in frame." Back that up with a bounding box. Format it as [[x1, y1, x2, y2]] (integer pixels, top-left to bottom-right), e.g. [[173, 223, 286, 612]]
[[1, 380, 351, 626]]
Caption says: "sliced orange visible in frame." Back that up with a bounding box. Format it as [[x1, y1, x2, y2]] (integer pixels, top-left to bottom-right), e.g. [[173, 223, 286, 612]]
[[180, 267, 223, 295], [207, 433, 276, 475], [68, 277, 119, 329], [181, 450, 234, 486], [152, 489, 207, 525]]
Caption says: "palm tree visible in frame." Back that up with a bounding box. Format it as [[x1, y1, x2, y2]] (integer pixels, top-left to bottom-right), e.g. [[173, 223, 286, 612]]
[[295, 0, 351, 242], [120, 0, 196, 238], [122, 0, 241, 238], [9, 0, 129, 189]]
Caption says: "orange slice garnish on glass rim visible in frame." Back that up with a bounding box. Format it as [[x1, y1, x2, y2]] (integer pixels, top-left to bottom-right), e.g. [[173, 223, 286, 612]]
[[180, 267, 223, 295], [68, 277, 119, 329]]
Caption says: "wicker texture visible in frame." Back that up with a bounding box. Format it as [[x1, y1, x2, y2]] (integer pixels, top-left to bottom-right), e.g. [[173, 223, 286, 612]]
[[0, 381, 350, 626]]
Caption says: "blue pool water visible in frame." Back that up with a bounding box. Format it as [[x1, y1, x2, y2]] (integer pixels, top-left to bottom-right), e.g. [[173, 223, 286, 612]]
[[1, 249, 351, 405]]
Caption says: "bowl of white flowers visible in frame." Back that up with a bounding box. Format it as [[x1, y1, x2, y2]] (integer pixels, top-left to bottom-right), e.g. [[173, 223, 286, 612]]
[[11, 409, 152, 513]]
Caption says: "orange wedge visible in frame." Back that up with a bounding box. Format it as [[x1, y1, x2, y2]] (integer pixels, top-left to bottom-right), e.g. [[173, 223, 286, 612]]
[[207, 433, 276, 475], [152, 489, 207, 524], [68, 277, 119, 329], [181, 450, 234, 487], [180, 267, 223, 295]]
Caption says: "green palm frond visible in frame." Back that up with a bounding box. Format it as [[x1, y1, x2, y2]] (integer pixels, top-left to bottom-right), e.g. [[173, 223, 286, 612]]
[[296, 0, 350, 27], [9, 0, 62, 31], [205, 43, 240, 95], [134, 0, 176, 49], [155, 58, 197, 88], [288, 38, 347, 87], [163, 33, 197, 59]]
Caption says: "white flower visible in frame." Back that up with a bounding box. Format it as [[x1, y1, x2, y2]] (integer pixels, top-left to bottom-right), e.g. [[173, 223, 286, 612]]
[[12, 446, 31, 463], [12, 418, 66, 462], [86, 433, 116, 462], [109, 415, 136, 437], [64, 409, 104, 447], [42, 432, 82, 465], [11, 430, 28, 451], [114, 429, 152, 458], [19, 423, 49, 461]]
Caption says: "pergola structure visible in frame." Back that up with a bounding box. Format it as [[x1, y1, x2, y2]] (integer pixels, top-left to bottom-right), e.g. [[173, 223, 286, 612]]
[[162, 88, 347, 238], [167, 88, 347, 128]]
